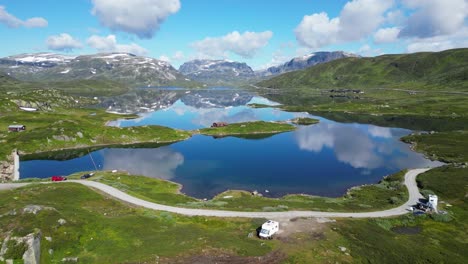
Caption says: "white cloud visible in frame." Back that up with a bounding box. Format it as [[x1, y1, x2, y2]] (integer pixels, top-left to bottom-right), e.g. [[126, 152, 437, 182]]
[[406, 28, 468, 52], [0, 6, 48, 28], [295, 0, 394, 48], [258, 49, 290, 70], [295, 12, 340, 49], [191, 31, 273, 58], [159, 51, 185, 62], [385, 10, 405, 25], [173, 51, 184, 60], [339, 0, 394, 41], [407, 41, 454, 53], [87, 34, 148, 55], [400, 0, 468, 38], [374, 27, 400, 43], [357, 44, 383, 57], [91, 0, 180, 38], [159, 55, 170, 62], [46, 33, 83, 52], [23, 17, 48, 28]]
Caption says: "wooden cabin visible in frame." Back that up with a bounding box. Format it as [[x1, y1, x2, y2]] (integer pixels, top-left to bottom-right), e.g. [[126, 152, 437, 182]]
[[211, 122, 228, 128]]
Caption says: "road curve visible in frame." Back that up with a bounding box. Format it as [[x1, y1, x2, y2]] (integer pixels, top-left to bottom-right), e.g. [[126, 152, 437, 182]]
[[0, 183, 29, 191], [0, 168, 429, 219]]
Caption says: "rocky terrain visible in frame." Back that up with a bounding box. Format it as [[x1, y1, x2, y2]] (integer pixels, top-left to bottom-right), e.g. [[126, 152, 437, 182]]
[[179, 59, 255, 85]]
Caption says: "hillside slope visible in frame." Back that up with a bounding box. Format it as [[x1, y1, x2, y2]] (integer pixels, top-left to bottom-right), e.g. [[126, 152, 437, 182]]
[[258, 49, 468, 91], [0, 71, 128, 96]]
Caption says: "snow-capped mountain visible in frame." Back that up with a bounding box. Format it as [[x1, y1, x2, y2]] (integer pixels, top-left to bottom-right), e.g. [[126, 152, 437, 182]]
[[0, 52, 194, 87], [257, 51, 359, 77], [179, 59, 255, 85], [2, 53, 76, 67]]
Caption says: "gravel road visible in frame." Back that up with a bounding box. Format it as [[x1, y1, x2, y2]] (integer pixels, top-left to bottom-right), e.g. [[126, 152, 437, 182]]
[[1, 168, 429, 219]]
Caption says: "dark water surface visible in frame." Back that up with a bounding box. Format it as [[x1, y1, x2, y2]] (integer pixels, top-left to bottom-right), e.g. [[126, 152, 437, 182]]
[[20, 89, 441, 198]]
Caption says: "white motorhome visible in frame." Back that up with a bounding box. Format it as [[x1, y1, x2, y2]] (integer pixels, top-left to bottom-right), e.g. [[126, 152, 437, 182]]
[[428, 194, 438, 210], [259, 220, 279, 239]]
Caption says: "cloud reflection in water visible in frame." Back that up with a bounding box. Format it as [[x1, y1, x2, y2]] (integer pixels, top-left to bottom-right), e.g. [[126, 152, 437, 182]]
[[102, 147, 184, 179], [295, 123, 440, 170]]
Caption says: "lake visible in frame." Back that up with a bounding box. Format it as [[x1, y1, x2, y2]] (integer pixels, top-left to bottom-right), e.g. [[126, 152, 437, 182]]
[[20, 89, 442, 199]]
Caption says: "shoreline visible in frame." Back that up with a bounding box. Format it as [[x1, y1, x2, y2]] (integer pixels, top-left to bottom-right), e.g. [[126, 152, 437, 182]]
[[18, 164, 439, 205], [2, 168, 430, 217]]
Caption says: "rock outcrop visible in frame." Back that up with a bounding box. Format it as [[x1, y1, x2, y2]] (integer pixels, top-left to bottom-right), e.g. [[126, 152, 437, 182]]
[[179, 59, 255, 85], [0, 231, 41, 264], [0, 150, 18, 182]]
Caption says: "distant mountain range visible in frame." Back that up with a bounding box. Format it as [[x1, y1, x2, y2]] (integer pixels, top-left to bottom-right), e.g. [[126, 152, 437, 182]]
[[178, 52, 358, 85], [256, 51, 359, 77], [0, 50, 360, 88], [0, 52, 196, 88], [179, 59, 255, 85]]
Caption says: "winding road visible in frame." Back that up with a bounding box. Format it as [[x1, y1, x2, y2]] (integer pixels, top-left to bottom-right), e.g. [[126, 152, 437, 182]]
[[0, 168, 430, 219]]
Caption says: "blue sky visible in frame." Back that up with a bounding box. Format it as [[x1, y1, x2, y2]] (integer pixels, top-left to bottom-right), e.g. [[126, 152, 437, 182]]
[[0, 0, 467, 69]]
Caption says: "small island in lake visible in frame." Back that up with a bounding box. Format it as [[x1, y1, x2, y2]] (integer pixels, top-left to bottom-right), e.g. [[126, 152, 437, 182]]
[[199, 121, 298, 136]]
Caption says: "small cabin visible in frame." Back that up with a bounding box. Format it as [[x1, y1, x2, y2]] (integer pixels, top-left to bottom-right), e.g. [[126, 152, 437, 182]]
[[8, 125, 26, 132], [211, 122, 228, 128]]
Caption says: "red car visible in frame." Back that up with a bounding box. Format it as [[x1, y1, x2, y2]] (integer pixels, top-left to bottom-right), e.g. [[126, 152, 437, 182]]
[[51, 176, 67, 182]]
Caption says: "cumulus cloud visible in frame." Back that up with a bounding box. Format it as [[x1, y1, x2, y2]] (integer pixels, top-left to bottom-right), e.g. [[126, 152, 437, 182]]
[[295, 12, 340, 49], [0, 6, 48, 28], [87, 34, 148, 55], [406, 28, 468, 52], [191, 31, 273, 58], [374, 27, 400, 43], [46, 33, 83, 52], [295, 0, 394, 48], [91, 0, 180, 38], [339, 0, 394, 40], [399, 0, 468, 38]]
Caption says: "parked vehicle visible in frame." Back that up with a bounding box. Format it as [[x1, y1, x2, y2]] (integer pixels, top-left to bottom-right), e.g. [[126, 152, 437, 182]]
[[80, 173, 94, 179], [258, 220, 279, 239], [51, 176, 67, 182]]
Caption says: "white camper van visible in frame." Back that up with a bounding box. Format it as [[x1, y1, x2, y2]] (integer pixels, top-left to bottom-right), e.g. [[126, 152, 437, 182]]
[[259, 220, 279, 239]]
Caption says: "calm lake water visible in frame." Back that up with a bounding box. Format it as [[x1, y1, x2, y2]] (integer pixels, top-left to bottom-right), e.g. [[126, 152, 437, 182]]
[[20, 89, 441, 198]]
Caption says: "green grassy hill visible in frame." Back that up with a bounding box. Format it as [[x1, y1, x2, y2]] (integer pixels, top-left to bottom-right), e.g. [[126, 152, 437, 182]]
[[258, 48, 468, 91]]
